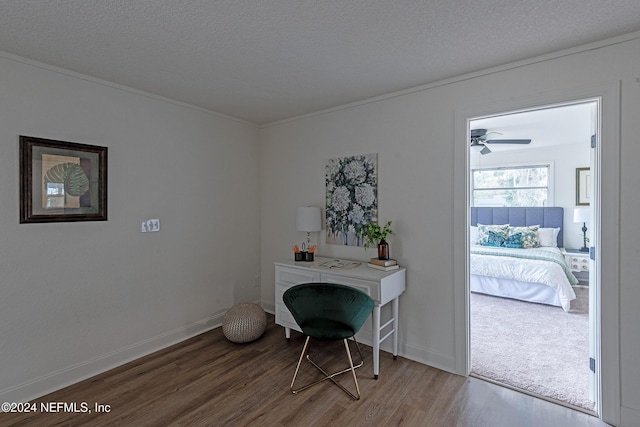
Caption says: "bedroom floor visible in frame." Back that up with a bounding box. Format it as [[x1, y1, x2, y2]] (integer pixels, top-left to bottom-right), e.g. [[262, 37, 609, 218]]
[[470, 286, 594, 412]]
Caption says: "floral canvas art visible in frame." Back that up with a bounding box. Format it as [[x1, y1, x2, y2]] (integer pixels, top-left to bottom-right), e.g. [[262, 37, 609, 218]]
[[325, 153, 378, 246]]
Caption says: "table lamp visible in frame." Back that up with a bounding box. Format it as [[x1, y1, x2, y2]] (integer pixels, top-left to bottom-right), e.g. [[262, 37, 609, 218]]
[[296, 206, 322, 251], [573, 207, 590, 252]]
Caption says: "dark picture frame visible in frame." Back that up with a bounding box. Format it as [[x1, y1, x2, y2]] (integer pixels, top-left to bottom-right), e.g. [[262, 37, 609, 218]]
[[20, 136, 108, 223], [575, 167, 590, 206]]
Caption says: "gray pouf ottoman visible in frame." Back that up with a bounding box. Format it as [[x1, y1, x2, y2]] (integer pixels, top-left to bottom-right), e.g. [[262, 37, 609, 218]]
[[222, 303, 267, 343]]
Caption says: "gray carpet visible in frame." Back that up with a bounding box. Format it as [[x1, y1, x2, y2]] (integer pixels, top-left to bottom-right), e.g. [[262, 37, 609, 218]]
[[470, 287, 595, 411]]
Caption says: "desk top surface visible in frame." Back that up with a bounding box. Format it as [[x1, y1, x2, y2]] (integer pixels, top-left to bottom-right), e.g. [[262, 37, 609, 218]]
[[275, 256, 406, 281]]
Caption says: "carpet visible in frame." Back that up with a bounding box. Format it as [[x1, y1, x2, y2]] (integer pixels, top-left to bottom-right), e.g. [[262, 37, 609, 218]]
[[470, 287, 595, 411]]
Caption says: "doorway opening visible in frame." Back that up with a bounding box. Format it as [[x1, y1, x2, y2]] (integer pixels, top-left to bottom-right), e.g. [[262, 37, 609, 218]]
[[466, 100, 599, 413]]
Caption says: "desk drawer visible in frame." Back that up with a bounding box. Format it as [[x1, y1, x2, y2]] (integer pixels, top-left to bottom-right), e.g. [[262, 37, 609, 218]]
[[320, 273, 379, 302], [276, 267, 320, 285]]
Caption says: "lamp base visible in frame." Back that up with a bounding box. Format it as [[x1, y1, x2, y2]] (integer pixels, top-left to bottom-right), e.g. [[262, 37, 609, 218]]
[[580, 223, 589, 253]]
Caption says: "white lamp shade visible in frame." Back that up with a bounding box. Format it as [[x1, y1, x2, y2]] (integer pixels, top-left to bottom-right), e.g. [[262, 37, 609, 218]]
[[296, 207, 322, 232], [573, 207, 590, 223]]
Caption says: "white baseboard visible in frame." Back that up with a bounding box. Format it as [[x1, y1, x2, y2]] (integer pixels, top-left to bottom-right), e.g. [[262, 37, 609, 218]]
[[0, 312, 226, 404], [399, 342, 457, 375], [262, 300, 275, 315]]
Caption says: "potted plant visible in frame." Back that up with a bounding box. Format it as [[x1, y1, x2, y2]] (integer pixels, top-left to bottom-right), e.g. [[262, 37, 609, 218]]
[[359, 220, 394, 260]]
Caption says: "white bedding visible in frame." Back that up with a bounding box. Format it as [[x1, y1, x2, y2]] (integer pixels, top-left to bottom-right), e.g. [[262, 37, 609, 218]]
[[470, 246, 577, 311]]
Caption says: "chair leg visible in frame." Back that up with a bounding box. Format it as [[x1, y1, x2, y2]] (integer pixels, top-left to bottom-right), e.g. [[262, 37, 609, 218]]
[[289, 335, 365, 400], [290, 336, 311, 393], [343, 338, 361, 399]]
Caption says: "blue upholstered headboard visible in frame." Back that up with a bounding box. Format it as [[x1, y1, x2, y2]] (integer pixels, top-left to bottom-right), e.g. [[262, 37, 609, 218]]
[[471, 207, 564, 248]]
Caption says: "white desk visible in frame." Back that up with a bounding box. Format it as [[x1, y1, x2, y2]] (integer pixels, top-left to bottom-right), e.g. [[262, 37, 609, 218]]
[[274, 257, 406, 379]]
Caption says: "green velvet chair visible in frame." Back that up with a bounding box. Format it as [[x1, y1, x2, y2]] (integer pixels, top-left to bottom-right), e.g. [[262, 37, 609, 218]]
[[283, 282, 374, 400]]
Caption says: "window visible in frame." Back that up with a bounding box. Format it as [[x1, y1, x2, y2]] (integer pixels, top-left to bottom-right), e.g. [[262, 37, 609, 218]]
[[472, 164, 550, 207]]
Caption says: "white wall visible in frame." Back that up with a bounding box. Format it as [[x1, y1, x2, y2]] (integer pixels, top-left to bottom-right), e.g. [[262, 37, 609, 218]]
[[469, 142, 591, 250], [0, 54, 260, 401], [259, 35, 640, 425]]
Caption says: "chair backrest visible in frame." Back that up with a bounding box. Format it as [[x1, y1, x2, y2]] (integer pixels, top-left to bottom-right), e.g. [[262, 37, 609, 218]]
[[283, 283, 374, 339]]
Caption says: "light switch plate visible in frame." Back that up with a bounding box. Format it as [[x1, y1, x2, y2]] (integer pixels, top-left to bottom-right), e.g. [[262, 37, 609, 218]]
[[141, 218, 160, 232]]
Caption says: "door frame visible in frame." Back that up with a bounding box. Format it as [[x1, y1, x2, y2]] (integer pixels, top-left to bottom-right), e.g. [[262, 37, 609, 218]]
[[452, 82, 620, 424]]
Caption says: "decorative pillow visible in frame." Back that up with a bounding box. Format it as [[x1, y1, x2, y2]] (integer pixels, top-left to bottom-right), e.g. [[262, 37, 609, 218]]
[[470, 226, 479, 245], [508, 225, 540, 249], [504, 232, 523, 248], [486, 230, 506, 247], [477, 224, 509, 246], [538, 227, 561, 247]]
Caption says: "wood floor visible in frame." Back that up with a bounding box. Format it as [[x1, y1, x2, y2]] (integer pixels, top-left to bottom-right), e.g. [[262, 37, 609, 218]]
[[1, 316, 608, 427]]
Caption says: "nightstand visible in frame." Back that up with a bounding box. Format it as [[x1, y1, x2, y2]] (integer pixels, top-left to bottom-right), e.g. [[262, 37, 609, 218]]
[[561, 248, 589, 283]]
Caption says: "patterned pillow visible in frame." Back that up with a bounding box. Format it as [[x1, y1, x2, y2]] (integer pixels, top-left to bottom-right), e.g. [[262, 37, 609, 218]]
[[477, 224, 509, 246], [486, 230, 506, 247], [504, 232, 523, 248], [508, 225, 540, 248]]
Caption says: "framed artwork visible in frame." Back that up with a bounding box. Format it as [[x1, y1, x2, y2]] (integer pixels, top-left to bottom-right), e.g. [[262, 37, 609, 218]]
[[20, 136, 108, 223], [576, 167, 590, 206], [325, 153, 378, 246]]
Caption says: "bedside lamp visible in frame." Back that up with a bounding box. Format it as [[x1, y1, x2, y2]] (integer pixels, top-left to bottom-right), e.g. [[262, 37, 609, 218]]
[[573, 208, 590, 252], [296, 206, 322, 251]]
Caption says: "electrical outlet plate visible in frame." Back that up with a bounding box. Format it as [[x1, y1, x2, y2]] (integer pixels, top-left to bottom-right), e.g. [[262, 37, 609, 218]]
[[141, 218, 160, 232]]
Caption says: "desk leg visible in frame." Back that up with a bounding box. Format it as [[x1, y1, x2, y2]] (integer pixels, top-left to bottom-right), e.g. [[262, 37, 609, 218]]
[[392, 297, 399, 360], [285, 326, 291, 341], [372, 305, 381, 379]]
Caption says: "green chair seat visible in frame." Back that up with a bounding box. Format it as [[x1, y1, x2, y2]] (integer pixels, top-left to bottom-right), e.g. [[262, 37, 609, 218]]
[[283, 283, 374, 338], [298, 318, 355, 340]]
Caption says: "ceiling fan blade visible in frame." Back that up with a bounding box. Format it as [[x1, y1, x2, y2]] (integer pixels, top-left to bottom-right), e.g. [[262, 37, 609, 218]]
[[470, 129, 488, 139], [480, 146, 491, 155], [485, 139, 531, 144]]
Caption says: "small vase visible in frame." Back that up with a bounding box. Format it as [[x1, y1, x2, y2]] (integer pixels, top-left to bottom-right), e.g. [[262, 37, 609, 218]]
[[377, 239, 389, 260]]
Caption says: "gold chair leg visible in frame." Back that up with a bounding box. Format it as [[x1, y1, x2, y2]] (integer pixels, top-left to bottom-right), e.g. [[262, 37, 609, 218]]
[[289, 335, 365, 400], [290, 336, 311, 393], [344, 338, 362, 399]]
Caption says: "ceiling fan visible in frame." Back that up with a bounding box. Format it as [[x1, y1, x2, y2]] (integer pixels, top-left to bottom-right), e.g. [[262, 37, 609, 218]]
[[470, 128, 531, 155]]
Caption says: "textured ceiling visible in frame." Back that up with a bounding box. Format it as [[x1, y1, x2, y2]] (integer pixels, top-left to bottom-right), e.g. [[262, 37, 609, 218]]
[[0, 1, 639, 125]]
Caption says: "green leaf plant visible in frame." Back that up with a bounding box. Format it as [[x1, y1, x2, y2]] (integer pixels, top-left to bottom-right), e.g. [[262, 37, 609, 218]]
[[359, 220, 394, 250]]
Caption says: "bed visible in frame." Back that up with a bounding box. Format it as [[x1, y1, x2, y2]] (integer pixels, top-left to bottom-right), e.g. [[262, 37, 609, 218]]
[[470, 207, 577, 311]]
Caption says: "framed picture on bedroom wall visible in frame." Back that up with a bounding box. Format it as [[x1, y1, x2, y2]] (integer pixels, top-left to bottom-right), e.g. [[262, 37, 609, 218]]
[[19, 135, 108, 223], [575, 167, 590, 206]]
